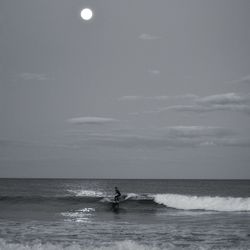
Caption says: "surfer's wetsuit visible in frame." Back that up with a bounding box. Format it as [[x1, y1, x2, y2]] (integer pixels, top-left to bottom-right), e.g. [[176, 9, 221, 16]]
[[114, 187, 121, 202]]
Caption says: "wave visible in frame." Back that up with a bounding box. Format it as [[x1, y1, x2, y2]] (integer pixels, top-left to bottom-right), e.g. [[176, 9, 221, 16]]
[[125, 193, 138, 199], [153, 194, 250, 212], [1, 192, 250, 212]]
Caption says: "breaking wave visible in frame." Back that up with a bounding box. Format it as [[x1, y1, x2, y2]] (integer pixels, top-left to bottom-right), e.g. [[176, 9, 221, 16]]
[[153, 194, 250, 212], [1, 190, 249, 212]]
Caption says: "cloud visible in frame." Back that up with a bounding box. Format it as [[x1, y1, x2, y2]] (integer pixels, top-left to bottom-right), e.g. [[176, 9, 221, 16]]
[[196, 93, 249, 105], [20, 73, 48, 81], [139, 33, 160, 40], [65, 126, 249, 149], [215, 138, 250, 147], [156, 93, 250, 115], [230, 75, 250, 85], [240, 75, 250, 84], [67, 116, 119, 125], [161, 126, 232, 138], [161, 104, 250, 114], [118, 94, 197, 101]]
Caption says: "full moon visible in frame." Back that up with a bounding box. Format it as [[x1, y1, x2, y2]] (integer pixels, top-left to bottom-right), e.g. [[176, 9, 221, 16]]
[[80, 8, 93, 21]]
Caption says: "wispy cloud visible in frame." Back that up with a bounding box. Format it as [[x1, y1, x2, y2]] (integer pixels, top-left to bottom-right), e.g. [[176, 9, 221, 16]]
[[20, 73, 48, 81], [118, 94, 197, 101], [161, 126, 233, 138], [67, 116, 119, 125], [139, 33, 160, 40], [229, 75, 250, 85], [196, 93, 249, 105], [161, 104, 250, 114], [151, 93, 250, 115]]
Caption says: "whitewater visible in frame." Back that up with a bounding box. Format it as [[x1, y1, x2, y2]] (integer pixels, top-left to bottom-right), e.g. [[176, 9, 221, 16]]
[[153, 194, 250, 211]]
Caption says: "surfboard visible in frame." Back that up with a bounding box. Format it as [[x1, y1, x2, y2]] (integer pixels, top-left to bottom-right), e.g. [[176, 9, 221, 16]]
[[111, 201, 119, 211], [103, 195, 127, 211]]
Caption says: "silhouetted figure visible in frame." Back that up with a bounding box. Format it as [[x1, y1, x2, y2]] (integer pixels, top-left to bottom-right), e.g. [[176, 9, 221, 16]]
[[114, 186, 121, 202]]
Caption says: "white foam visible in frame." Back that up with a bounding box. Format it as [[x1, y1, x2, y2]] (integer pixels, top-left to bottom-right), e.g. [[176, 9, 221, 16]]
[[68, 190, 105, 197], [0, 239, 82, 250], [153, 194, 250, 211], [125, 193, 138, 200], [0, 239, 167, 250], [125, 193, 151, 200], [0, 239, 248, 250], [99, 197, 112, 203], [100, 193, 144, 202]]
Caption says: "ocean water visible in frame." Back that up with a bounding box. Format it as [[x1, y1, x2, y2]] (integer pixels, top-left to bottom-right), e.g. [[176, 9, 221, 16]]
[[0, 179, 249, 250]]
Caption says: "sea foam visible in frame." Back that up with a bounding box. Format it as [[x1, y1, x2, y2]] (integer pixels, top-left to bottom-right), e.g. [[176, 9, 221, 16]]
[[0, 239, 249, 250], [153, 194, 250, 211], [0, 239, 169, 250], [68, 190, 105, 197]]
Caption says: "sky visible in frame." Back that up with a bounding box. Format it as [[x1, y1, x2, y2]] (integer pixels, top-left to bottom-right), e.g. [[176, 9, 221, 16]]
[[0, 0, 250, 178]]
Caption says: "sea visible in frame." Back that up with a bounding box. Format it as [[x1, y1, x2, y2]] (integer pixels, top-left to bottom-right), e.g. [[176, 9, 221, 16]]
[[0, 179, 249, 250]]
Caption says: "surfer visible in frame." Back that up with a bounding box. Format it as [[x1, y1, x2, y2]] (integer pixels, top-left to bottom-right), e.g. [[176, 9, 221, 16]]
[[114, 186, 121, 202]]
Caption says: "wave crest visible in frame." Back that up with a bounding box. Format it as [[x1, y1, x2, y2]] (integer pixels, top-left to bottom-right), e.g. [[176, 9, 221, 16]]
[[153, 194, 250, 211]]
